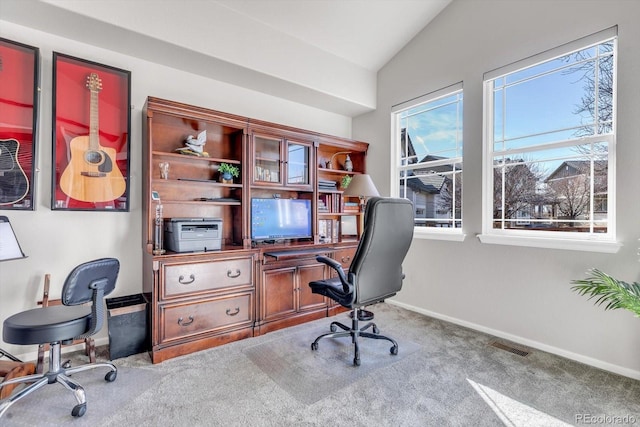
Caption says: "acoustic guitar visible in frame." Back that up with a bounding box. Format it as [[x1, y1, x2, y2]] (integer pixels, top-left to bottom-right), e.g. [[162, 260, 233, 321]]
[[0, 138, 29, 205], [59, 73, 126, 202]]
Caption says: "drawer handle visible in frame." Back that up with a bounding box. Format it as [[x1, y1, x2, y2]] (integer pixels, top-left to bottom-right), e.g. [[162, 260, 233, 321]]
[[178, 316, 194, 326], [341, 256, 351, 263], [226, 307, 240, 316], [178, 274, 195, 284], [227, 269, 241, 278]]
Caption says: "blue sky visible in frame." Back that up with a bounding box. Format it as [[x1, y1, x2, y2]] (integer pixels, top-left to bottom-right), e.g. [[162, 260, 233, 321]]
[[401, 40, 613, 179]]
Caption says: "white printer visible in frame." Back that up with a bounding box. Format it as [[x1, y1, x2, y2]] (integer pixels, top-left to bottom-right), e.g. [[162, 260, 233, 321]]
[[164, 218, 222, 252]]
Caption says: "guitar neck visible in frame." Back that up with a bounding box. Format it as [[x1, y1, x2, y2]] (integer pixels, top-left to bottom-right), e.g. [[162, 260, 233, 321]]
[[89, 86, 99, 150]]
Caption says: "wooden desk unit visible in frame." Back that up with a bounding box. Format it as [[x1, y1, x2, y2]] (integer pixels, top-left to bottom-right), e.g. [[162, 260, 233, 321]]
[[143, 97, 366, 363]]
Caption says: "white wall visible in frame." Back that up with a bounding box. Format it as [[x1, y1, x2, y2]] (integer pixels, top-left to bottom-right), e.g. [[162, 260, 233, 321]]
[[0, 20, 352, 359], [354, 0, 640, 378]]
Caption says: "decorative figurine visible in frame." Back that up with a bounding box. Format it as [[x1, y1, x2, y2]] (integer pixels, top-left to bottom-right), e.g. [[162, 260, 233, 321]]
[[176, 130, 209, 157], [344, 154, 353, 171]]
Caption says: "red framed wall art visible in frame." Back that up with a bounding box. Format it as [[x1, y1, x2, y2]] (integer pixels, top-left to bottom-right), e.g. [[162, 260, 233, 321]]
[[0, 37, 40, 210], [52, 52, 131, 211]]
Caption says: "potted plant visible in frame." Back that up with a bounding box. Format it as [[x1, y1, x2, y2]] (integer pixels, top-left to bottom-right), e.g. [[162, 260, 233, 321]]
[[218, 163, 239, 184], [571, 269, 640, 317], [341, 175, 352, 190]]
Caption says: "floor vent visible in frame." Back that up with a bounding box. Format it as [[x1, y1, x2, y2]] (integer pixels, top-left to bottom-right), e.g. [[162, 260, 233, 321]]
[[489, 341, 530, 357]]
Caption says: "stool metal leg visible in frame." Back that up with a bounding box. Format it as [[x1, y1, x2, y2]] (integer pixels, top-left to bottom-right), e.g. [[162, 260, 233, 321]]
[[0, 376, 49, 418]]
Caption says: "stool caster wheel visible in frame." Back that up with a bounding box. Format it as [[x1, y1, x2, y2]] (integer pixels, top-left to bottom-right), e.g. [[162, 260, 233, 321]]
[[72, 403, 86, 417], [330, 324, 337, 332], [390, 345, 398, 355], [105, 370, 117, 382], [311, 342, 318, 351], [353, 357, 361, 366], [373, 325, 379, 334]]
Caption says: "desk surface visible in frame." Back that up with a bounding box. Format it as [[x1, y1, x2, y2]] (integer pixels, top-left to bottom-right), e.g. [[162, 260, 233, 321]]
[[264, 247, 333, 260]]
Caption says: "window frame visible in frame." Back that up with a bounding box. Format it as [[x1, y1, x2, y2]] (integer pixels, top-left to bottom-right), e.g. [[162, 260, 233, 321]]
[[391, 82, 466, 242], [479, 27, 621, 253]]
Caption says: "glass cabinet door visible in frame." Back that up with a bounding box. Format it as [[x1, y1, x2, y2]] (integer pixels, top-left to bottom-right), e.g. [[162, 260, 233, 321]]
[[286, 142, 309, 186], [254, 135, 282, 184]]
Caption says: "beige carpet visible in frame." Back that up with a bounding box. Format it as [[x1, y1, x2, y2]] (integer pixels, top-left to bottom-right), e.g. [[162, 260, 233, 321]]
[[243, 323, 420, 404], [2, 303, 640, 426], [1, 366, 158, 427]]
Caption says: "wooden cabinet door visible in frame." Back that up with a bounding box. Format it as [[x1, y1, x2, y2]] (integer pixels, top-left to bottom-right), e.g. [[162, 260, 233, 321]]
[[252, 133, 283, 185], [297, 263, 327, 311], [261, 266, 297, 320], [285, 140, 312, 189]]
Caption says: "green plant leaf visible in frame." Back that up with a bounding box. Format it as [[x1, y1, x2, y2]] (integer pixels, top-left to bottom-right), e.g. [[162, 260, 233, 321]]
[[219, 163, 240, 177], [571, 269, 640, 317]]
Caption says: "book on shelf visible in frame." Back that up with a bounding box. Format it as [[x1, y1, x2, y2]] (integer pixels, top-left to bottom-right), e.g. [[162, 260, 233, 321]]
[[318, 219, 330, 242], [318, 179, 338, 191], [318, 194, 331, 212], [344, 201, 360, 212], [331, 219, 340, 242], [335, 194, 344, 213]]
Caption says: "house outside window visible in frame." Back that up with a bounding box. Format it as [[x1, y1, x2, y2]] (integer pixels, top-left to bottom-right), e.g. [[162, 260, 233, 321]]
[[481, 28, 618, 251], [391, 83, 463, 237]]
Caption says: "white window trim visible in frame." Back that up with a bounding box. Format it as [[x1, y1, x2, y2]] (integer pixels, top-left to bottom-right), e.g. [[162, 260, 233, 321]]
[[477, 234, 622, 253], [390, 82, 465, 242], [479, 28, 620, 253]]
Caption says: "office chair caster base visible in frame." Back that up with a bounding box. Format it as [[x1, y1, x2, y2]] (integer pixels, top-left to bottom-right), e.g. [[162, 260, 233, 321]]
[[105, 370, 117, 382], [349, 309, 374, 321], [72, 403, 86, 417]]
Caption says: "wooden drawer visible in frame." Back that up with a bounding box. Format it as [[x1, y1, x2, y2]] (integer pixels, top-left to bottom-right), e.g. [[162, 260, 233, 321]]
[[333, 247, 356, 268], [161, 257, 253, 298], [160, 292, 253, 343]]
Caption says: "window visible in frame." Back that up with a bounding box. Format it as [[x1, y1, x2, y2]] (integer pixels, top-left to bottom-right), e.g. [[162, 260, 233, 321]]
[[481, 28, 618, 251], [391, 84, 463, 237]]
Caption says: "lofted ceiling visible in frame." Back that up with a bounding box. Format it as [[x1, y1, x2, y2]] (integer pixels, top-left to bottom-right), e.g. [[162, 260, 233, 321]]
[[1, 0, 451, 116]]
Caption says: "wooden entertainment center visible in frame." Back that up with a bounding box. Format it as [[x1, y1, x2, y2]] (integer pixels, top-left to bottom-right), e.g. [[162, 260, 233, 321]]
[[142, 97, 369, 363]]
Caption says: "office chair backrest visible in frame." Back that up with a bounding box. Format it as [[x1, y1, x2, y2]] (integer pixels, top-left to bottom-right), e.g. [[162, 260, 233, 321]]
[[61, 258, 120, 338], [349, 197, 414, 306]]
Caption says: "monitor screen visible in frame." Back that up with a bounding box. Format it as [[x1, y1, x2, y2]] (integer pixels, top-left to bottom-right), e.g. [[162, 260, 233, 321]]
[[251, 198, 312, 241]]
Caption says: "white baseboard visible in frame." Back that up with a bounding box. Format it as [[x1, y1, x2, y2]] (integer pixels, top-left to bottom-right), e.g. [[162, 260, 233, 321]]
[[387, 299, 640, 381]]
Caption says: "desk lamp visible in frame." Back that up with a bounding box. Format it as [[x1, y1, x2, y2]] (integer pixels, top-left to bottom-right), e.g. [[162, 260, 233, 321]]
[[343, 173, 380, 212], [343, 173, 380, 238], [0, 216, 27, 362]]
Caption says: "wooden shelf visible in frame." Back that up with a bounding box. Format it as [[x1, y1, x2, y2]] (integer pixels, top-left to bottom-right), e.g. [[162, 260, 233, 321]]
[[152, 151, 241, 164], [318, 168, 360, 175], [155, 178, 242, 188], [162, 199, 242, 206], [318, 212, 362, 217]]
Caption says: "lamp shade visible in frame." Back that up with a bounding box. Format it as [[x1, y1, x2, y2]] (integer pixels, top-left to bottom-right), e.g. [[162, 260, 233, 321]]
[[343, 174, 380, 197]]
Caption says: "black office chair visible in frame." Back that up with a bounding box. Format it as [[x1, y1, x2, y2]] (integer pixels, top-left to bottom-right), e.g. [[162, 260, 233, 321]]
[[309, 197, 414, 366], [0, 258, 120, 419]]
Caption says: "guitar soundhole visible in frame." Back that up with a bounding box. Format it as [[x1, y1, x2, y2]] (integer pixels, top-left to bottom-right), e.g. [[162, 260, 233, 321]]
[[85, 150, 104, 165]]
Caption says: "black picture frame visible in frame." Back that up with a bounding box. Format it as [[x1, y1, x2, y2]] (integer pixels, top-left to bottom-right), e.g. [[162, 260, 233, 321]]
[[52, 52, 131, 211], [0, 37, 40, 210]]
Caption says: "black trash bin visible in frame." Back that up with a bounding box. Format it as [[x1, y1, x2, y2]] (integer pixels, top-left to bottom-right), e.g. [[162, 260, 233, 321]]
[[106, 294, 149, 360]]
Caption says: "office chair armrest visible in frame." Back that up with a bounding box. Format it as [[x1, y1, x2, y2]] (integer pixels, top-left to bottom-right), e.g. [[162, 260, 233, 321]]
[[315, 255, 350, 290]]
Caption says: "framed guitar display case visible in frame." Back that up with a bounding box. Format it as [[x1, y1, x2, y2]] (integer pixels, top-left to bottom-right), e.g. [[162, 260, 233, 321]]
[[52, 52, 131, 211], [0, 37, 40, 210]]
